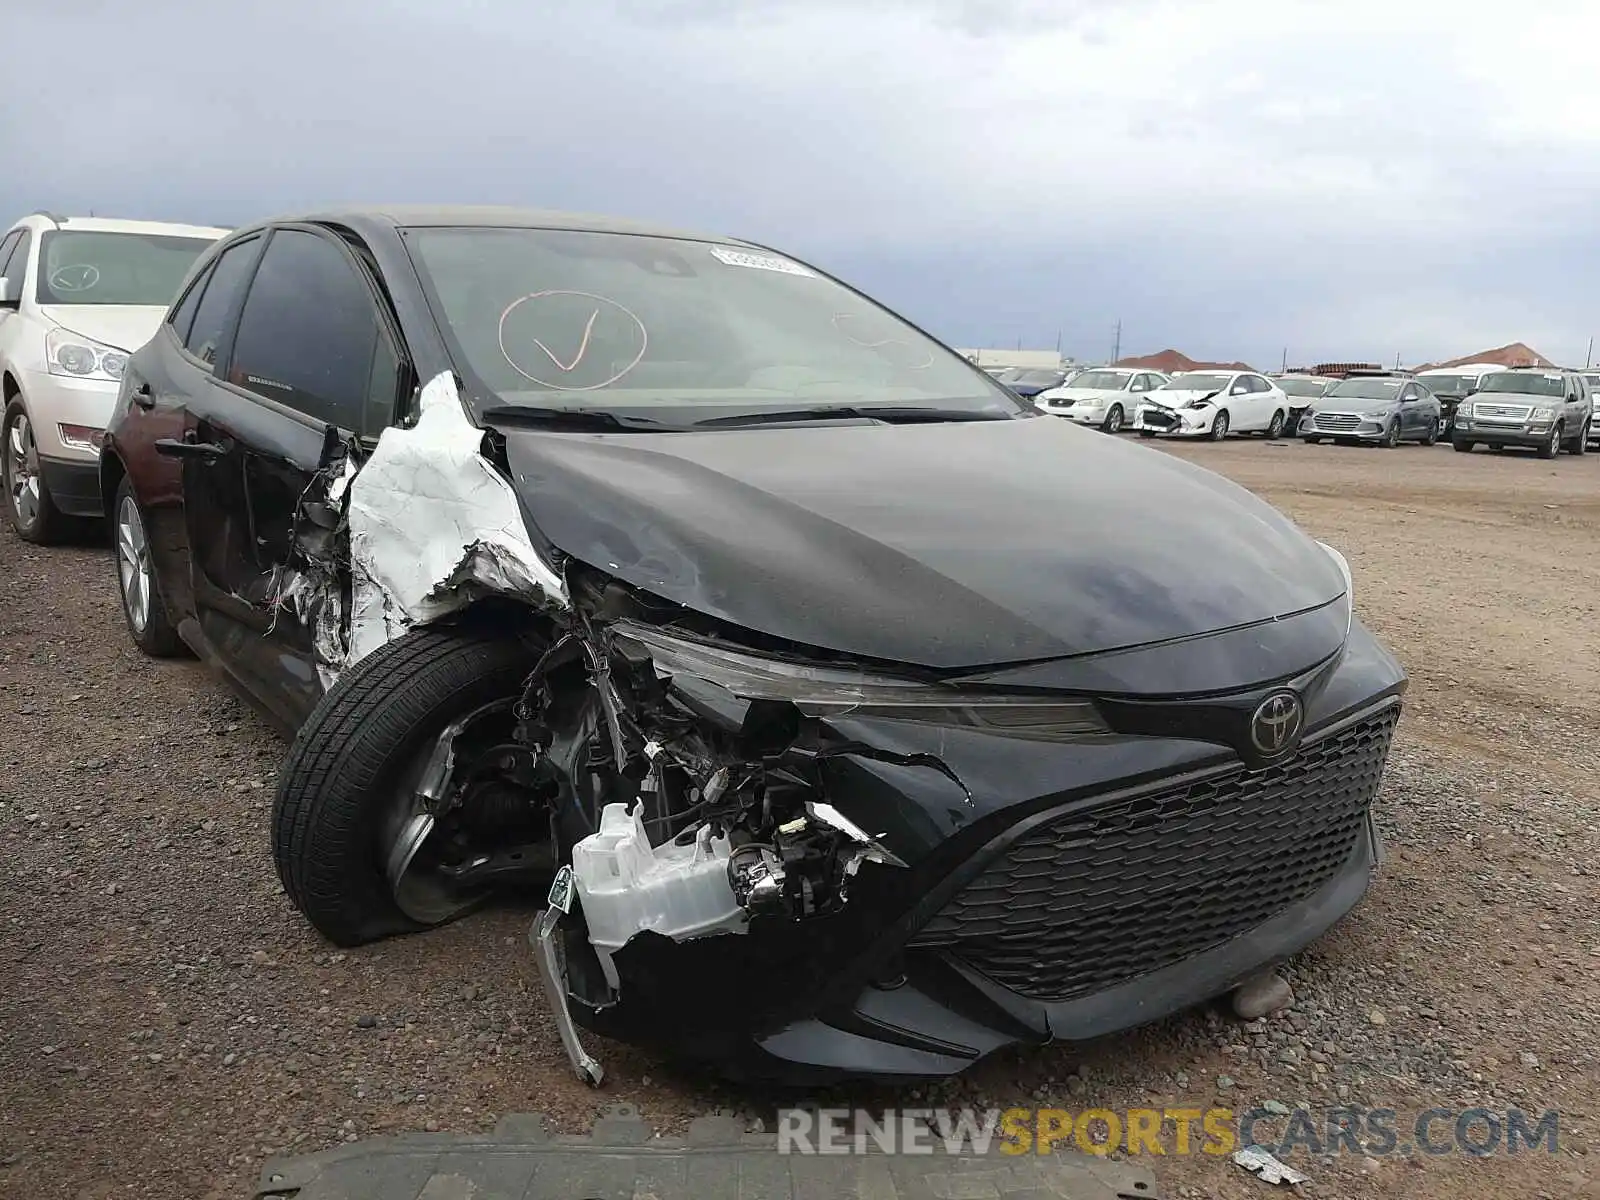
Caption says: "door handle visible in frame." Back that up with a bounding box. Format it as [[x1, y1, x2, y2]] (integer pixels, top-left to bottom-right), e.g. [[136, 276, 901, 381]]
[[155, 437, 227, 462], [133, 383, 155, 410]]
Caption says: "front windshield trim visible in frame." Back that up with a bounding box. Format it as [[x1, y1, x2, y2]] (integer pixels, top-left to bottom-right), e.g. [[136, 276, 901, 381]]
[[399, 223, 1026, 425]]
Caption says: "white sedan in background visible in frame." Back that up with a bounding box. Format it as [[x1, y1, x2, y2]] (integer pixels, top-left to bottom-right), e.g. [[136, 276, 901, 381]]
[[1133, 370, 1292, 440], [1033, 368, 1170, 433]]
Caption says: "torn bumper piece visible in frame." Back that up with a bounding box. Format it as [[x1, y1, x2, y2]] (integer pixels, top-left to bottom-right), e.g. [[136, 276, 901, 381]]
[[536, 616, 1404, 1084]]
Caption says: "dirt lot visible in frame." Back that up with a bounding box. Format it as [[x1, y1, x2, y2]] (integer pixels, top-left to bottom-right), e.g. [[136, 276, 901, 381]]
[[2, 437, 1598, 1200]]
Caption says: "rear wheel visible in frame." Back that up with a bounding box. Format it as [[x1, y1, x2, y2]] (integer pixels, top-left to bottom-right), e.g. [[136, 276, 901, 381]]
[[1265, 409, 1286, 439], [113, 477, 183, 657], [1209, 411, 1230, 441], [273, 626, 551, 947], [3, 401, 67, 545], [1102, 403, 1125, 434]]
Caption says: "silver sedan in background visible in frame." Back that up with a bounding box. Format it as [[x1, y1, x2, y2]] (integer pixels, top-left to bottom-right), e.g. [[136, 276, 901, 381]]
[[1033, 368, 1170, 432]]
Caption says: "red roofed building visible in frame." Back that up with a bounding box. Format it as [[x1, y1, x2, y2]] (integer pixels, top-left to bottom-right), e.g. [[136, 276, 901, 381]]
[[1113, 348, 1255, 373]]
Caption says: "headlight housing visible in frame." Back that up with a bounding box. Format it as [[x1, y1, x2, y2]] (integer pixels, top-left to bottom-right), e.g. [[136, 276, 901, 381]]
[[46, 327, 127, 382], [1317, 540, 1354, 638], [1531, 406, 1555, 420], [614, 622, 1109, 741]]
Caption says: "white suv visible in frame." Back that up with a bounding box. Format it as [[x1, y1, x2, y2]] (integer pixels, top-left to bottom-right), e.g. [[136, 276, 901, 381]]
[[0, 213, 228, 542]]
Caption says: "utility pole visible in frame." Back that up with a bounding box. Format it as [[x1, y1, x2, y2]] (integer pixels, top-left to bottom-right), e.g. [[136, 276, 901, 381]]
[[1586, 337, 1593, 368], [1111, 320, 1122, 365], [1280, 347, 1288, 373], [1394, 351, 1402, 369]]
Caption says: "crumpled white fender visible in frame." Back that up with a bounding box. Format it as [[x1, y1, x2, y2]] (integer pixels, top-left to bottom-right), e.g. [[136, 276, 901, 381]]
[[344, 371, 568, 666]]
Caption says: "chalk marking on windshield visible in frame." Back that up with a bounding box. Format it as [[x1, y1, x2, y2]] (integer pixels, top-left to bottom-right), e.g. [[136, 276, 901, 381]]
[[497, 290, 649, 392], [831, 311, 934, 370]]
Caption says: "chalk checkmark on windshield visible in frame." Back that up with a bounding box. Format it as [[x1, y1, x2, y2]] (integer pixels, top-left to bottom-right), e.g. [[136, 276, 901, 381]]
[[532, 308, 600, 372]]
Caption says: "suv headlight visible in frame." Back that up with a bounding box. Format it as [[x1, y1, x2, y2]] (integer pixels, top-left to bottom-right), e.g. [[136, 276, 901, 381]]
[[46, 327, 127, 382], [613, 622, 1109, 741], [1317, 540, 1354, 638], [1530, 406, 1555, 420]]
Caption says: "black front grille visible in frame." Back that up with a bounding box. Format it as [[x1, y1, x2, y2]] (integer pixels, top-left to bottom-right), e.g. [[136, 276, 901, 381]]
[[909, 707, 1399, 1003], [1142, 410, 1176, 428]]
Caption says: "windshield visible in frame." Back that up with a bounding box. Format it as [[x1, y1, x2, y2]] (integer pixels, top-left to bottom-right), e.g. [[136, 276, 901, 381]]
[[1478, 371, 1564, 397], [1275, 378, 1327, 397], [35, 230, 216, 307], [1067, 370, 1132, 390], [406, 227, 1018, 419], [1326, 378, 1403, 400], [1161, 373, 1231, 392], [1417, 373, 1474, 394]]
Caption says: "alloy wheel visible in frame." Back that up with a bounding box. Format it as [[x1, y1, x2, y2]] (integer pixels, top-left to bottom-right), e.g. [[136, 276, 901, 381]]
[[116, 494, 152, 633], [1210, 411, 1230, 441], [1104, 405, 1124, 434], [5, 413, 41, 530]]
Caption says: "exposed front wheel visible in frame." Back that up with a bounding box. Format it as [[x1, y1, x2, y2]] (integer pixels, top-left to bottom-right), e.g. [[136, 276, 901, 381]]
[[1265, 409, 1286, 439], [113, 477, 184, 657], [1102, 404, 1125, 434], [1538, 424, 1561, 459], [1380, 419, 1400, 448], [3, 401, 67, 545], [1452, 438, 1474, 453], [1209, 411, 1230, 441], [273, 626, 551, 947], [1422, 419, 1440, 446]]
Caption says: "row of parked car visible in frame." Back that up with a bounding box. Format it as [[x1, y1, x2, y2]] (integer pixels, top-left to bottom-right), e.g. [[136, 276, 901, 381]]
[[1014, 361, 1600, 457]]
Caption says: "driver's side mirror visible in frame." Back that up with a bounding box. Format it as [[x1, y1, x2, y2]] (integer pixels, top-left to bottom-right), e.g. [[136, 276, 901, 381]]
[[1230, 384, 1248, 395], [0, 277, 18, 309]]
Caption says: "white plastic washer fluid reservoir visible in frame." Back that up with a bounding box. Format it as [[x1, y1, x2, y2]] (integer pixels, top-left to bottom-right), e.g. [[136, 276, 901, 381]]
[[569, 802, 747, 990]]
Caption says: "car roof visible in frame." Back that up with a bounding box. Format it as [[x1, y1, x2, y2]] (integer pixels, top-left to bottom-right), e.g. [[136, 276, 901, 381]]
[[12, 214, 231, 239], [254, 205, 742, 246]]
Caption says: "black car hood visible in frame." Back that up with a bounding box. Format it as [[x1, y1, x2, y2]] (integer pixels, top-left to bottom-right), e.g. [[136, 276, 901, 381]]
[[497, 416, 1347, 671]]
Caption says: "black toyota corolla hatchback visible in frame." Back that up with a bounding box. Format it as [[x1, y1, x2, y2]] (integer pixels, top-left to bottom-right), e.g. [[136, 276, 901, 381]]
[[102, 206, 1406, 1084]]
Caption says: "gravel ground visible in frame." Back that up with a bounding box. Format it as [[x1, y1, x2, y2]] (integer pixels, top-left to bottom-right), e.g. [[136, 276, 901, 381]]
[[1, 436, 1597, 1200]]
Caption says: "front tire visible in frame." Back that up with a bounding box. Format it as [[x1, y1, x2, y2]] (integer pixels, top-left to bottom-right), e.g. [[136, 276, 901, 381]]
[[1538, 424, 1561, 459], [1422, 418, 1440, 446], [273, 626, 549, 947], [1265, 409, 1286, 439], [1452, 438, 1474, 453], [113, 477, 183, 657], [3, 400, 67, 545], [1209, 411, 1230, 441], [1102, 403, 1125, 434], [1566, 419, 1589, 455], [1380, 419, 1400, 448], [1139, 429, 1157, 439]]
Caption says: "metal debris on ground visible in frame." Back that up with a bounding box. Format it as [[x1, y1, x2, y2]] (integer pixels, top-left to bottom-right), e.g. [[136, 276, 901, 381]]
[[1231, 1144, 1307, 1186]]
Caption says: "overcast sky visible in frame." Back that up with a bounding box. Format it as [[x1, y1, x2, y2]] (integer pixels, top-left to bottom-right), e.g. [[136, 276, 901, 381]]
[[8, 0, 1599, 367]]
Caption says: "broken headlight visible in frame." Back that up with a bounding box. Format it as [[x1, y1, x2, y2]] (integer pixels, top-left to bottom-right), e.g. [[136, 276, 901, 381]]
[[613, 622, 1108, 740]]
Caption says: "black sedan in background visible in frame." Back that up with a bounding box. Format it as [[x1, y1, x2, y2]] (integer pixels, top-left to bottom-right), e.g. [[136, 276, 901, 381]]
[[993, 365, 1074, 397], [1270, 374, 1330, 426], [99, 206, 1406, 1084], [1298, 374, 1443, 446]]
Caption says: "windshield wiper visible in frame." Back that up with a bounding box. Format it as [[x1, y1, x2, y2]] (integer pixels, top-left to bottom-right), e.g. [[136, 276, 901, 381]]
[[693, 405, 1014, 429], [480, 405, 679, 431]]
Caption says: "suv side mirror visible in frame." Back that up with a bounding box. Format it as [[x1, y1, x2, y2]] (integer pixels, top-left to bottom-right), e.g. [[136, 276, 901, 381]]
[[0, 276, 18, 309]]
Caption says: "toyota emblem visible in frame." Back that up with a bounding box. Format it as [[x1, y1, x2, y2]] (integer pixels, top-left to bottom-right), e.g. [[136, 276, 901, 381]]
[[1250, 691, 1304, 757]]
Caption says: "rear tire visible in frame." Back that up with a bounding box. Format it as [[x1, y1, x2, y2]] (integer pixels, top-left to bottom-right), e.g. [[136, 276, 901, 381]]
[[113, 477, 184, 657], [272, 625, 549, 947], [1209, 411, 1230, 441]]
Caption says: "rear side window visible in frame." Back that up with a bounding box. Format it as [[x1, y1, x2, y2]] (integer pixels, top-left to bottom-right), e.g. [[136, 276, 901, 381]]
[[227, 229, 390, 432], [0, 232, 22, 283], [185, 236, 261, 366], [167, 261, 215, 345]]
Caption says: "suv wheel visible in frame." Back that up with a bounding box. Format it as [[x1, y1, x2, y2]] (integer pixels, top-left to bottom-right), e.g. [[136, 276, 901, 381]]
[[3, 401, 66, 544], [1452, 438, 1474, 453], [1538, 423, 1562, 459]]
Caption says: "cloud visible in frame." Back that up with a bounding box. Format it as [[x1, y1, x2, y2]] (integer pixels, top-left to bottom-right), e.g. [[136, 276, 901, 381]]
[[3, 0, 1599, 365]]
